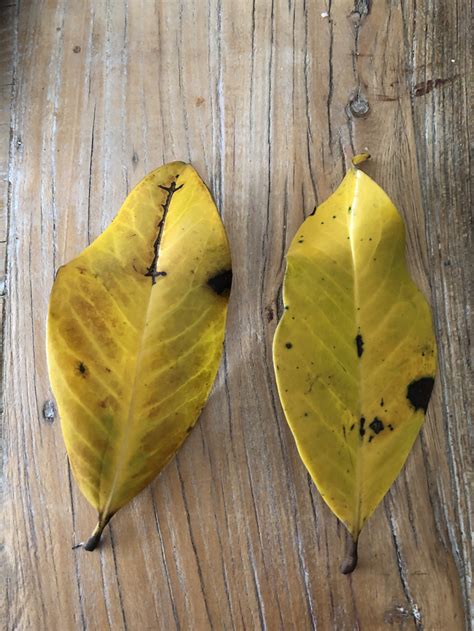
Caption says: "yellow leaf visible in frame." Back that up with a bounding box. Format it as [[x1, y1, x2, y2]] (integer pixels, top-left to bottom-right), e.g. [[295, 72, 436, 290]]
[[47, 162, 231, 549], [273, 155, 436, 572]]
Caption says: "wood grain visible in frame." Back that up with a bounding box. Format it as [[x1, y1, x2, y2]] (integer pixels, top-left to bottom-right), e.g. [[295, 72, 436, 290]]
[[2, 1, 471, 629]]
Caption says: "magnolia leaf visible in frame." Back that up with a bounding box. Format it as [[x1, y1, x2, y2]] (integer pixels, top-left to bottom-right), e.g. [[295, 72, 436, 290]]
[[47, 162, 231, 550], [273, 154, 436, 573]]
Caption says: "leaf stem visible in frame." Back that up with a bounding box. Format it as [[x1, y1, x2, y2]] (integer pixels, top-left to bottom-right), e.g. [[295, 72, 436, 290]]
[[340, 534, 359, 574], [83, 514, 113, 551], [351, 152, 370, 167]]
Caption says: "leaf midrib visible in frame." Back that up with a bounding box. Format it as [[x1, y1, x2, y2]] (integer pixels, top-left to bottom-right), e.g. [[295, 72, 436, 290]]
[[100, 180, 183, 520], [348, 169, 363, 536]]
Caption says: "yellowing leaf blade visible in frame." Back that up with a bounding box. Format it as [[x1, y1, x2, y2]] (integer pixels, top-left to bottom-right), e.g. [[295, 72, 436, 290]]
[[47, 162, 231, 547], [273, 160, 436, 570]]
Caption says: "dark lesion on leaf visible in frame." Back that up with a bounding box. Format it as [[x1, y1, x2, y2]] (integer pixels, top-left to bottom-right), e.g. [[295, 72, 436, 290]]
[[207, 269, 232, 297], [355, 333, 364, 357], [76, 361, 88, 377], [359, 416, 366, 437], [146, 180, 184, 285], [406, 376, 435, 413], [369, 417, 384, 434]]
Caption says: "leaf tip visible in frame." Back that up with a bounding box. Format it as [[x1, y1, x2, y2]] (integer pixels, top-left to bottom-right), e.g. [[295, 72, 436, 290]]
[[340, 535, 359, 574]]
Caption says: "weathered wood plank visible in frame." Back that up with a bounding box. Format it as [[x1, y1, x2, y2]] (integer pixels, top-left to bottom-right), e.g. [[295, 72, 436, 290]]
[[0, 1, 17, 625], [0, 0, 16, 390], [2, 1, 470, 629]]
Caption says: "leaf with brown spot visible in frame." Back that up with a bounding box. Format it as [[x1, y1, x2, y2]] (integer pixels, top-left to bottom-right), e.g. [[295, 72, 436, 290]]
[[47, 162, 231, 550], [273, 154, 436, 572]]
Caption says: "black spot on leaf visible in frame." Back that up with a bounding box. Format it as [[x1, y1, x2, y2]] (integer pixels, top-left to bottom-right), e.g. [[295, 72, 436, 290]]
[[207, 269, 232, 296], [77, 362, 88, 377], [406, 377, 435, 413], [355, 334, 364, 357], [285, 342, 293, 349], [359, 417, 366, 437], [369, 417, 384, 434]]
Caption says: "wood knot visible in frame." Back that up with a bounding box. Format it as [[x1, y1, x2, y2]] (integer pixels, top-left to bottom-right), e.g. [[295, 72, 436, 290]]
[[42, 400, 56, 423], [350, 0, 371, 21], [349, 93, 370, 118]]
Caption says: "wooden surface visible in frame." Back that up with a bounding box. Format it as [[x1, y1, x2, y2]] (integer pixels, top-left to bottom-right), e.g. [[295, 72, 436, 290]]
[[2, 1, 471, 629]]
